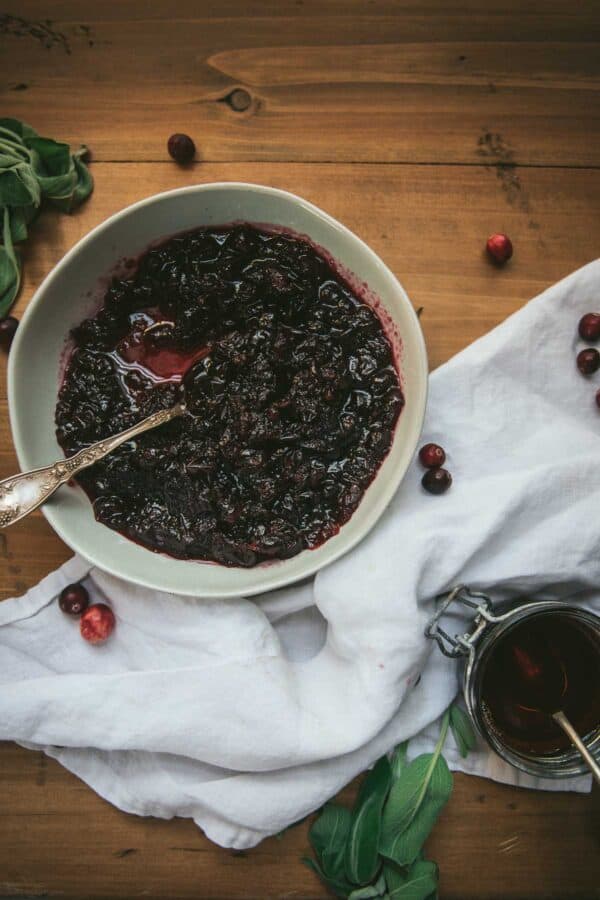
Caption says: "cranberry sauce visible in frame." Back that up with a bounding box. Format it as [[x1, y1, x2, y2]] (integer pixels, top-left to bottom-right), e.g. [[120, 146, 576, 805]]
[[55, 224, 404, 567]]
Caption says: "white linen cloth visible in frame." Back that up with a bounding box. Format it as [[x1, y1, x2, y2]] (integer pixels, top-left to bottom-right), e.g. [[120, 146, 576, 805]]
[[1, 261, 599, 849]]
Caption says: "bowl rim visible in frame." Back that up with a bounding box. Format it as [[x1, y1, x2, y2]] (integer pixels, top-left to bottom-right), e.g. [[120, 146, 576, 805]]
[[8, 182, 428, 597]]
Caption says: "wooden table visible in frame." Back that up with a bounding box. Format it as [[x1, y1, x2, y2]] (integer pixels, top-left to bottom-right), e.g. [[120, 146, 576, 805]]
[[1, 2, 599, 897]]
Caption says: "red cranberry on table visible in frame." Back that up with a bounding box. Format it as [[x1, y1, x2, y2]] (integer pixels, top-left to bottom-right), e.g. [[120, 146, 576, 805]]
[[419, 442, 446, 468], [0, 316, 19, 352], [80, 603, 116, 644], [59, 582, 90, 616], [578, 313, 600, 342], [486, 233, 513, 264], [167, 133, 195, 164], [422, 467, 452, 495], [576, 347, 600, 376], [596, 390, 600, 409]]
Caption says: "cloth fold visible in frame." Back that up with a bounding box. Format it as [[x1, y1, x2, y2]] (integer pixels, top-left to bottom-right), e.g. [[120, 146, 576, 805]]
[[1, 260, 599, 849]]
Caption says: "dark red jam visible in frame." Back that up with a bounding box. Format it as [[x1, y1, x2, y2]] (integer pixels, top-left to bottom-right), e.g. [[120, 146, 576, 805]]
[[55, 224, 403, 567]]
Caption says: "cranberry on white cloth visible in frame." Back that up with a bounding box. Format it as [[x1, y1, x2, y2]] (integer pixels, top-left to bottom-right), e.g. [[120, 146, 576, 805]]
[[1, 260, 600, 849]]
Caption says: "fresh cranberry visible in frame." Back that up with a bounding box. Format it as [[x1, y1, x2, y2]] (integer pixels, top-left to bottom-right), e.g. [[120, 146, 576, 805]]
[[486, 233, 513, 264], [80, 603, 116, 644], [59, 582, 90, 616], [167, 133, 195, 164], [422, 467, 452, 494], [578, 313, 600, 342], [0, 316, 18, 351], [419, 443, 446, 468], [577, 348, 600, 376]]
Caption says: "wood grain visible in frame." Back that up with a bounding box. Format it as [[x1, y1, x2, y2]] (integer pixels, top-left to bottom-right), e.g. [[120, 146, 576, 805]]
[[1, 1, 599, 897], [0, 743, 598, 900], [1, 3, 599, 164]]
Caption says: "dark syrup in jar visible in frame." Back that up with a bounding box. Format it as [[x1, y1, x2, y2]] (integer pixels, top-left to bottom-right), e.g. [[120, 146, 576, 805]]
[[480, 613, 600, 754]]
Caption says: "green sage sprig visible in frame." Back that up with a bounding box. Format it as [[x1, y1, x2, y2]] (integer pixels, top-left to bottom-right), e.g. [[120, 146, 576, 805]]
[[0, 117, 93, 317], [303, 703, 477, 899]]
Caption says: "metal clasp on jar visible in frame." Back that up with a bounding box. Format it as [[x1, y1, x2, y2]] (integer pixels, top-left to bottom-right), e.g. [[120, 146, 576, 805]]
[[424, 584, 501, 658]]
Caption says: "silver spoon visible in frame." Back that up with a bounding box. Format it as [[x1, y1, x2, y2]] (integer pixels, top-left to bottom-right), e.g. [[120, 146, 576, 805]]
[[552, 710, 600, 785], [513, 642, 600, 784], [0, 401, 187, 528]]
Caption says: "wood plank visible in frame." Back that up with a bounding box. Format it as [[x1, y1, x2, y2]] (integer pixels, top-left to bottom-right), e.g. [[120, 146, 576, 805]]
[[1, 4, 599, 895], [1, 9, 599, 165], [2, 160, 599, 601], [8, 0, 600, 36], [210, 42, 600, 88], [5, 81, 600, 167], [0, 742, 597, 899]]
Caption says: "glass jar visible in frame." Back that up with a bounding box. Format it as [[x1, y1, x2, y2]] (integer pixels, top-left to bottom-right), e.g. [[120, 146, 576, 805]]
[[426, 585, 600, 778]]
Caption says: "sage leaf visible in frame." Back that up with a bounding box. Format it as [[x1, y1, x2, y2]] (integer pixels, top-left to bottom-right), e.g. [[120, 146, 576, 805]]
[[449, 704, 476, 758], [0, 140, 30, 164], [380, 755, 452, 867], [381, 711, 450, 840], [348, 872, 387, 898], [381, 756, 453, 866], [300, 708, 455, 900], [345, 755, 392, 885], [348, 888, 379, 899], [309, 802, 352, 879], [380, 756, 434, 842], [52, 151, 93, 212], [26, 136, 71, 175], [0, 125, 25, 146], [0, 141, 30, 164], [14, 161, 42, 206], [0, 118, 38, 141], [384, 860, 439, 899], [38, 168, 79, 203], [9, 207, 29, 243], [0, 125, 31, 162], [0, 118, 93, 314], [0, 206, 21, 317], [72, 149, 94, 204], [303, 855, 355, 898], [0, 167, 39, 207], [348, 891, 380, 899], [391, 742, 408, 779], [0, 151, 25, 167]]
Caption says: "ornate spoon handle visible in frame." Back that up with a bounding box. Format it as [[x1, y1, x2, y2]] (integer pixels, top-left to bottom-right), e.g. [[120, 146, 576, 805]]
[[552, 710, 600, 785], [0, 402, 186, 528]]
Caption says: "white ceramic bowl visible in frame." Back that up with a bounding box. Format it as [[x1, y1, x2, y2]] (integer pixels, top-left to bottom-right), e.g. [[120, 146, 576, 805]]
[[8, 184, 427, 597]]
